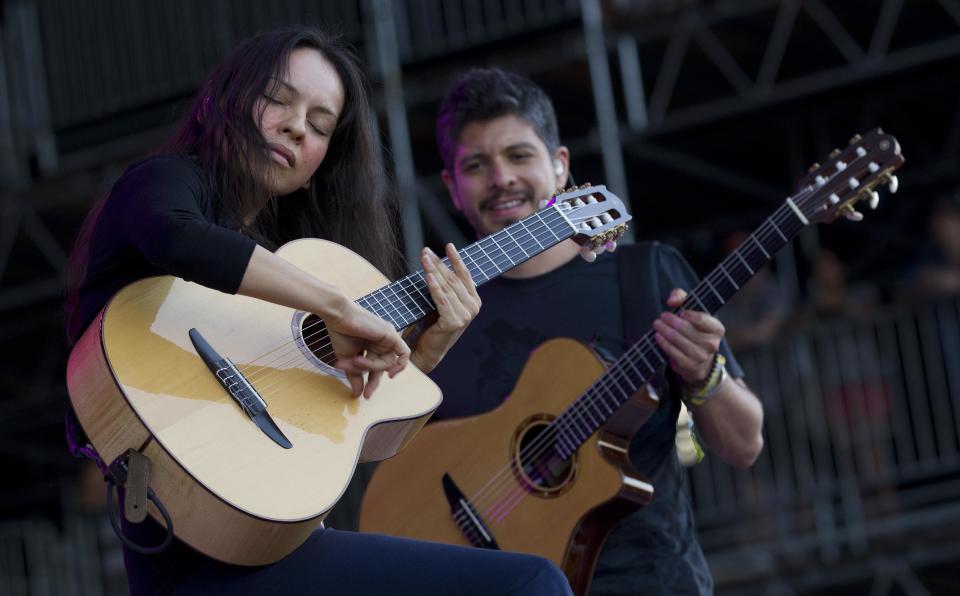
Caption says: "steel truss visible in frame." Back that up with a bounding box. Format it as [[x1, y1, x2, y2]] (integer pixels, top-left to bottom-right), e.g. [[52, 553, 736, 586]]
[[1, 4, 960, 592]]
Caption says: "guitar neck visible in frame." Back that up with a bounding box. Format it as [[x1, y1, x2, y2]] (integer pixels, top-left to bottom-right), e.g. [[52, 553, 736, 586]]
[[552, 203, 807, 456], [356, 206, 576, 330]]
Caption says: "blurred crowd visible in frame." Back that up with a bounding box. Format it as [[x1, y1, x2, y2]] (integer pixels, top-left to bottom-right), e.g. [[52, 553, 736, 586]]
[[717, 192, 960, 353]]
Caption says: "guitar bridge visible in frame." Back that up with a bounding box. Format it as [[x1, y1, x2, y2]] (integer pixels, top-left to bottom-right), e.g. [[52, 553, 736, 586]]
[[442, 473, 499, 550], [189, 328, 292, 449]]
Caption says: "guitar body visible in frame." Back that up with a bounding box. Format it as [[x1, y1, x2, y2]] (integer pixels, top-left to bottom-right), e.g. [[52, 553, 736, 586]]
[[362, 128, 906, 594], [67, 239, 441, 565], [359, 338, 657, 595]]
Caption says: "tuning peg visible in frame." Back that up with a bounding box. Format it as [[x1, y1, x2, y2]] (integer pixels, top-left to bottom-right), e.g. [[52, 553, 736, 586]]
[[829, 148, 841, 159], [579, 245, 598, 262], [869, 190, 880, 210], [808, 162, 820, 174], [888, 175, 899, 193], [605, 239, 618, 252], [849, 134, 862, 145], [844, 209, 864, 222]]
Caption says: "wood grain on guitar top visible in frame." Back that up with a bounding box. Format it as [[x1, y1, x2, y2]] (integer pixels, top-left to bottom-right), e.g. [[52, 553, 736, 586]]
[[360, 338, 655, 592], [67, 239, 441, 565]]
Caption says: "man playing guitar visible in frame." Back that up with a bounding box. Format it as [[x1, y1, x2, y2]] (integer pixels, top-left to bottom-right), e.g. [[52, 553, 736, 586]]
[[427, 67, 765, 595]]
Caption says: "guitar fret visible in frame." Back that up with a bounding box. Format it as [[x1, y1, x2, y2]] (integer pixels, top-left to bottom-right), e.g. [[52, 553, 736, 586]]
[[690, 293, 709, 313], [503, 226, 530, 260], [581, 402, 601, 427], [409, 274, 433, 309], [399, 281, 428, 318], [518, 218, 546, 251], [623, 355, 646, 383], [488, 233, 514, 269], [704, 278, 724, 305], [720, 263, 740, 290], [608, 368, 637, 397], [750, 234, 771, 259], [768, 217, 788, 242], [735, 250, 754, 275], [462, 245, 493, 283], [474, 241, 503, 274], [637, 343, 657, 372], [537, 212, 562, 243], [385, 283, 417, 323], [364, 291, 398, 327], [557, 430, 577, 456]]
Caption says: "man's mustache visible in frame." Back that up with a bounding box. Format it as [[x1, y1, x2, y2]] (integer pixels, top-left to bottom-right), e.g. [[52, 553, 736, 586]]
[[480, 190, 534, 211]]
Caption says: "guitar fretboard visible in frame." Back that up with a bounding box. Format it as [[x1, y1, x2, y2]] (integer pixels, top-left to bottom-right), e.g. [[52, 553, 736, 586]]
[[356, 206, 575, 330], [550, 203, 807, 458]]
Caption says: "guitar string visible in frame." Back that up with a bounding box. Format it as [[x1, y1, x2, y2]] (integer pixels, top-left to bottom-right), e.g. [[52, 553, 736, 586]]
[[248, 221, 567, 397], [238, 209, 608, 395], [469, 196, 814, 524], [471, 206, 801, 525], [234, 208, 572, 389], [452, 187, 826, 526], [234, 207, 568, 381], [475, 177, 854, 525], [247, 210, 616, 399], [237, 207, 569, 384]]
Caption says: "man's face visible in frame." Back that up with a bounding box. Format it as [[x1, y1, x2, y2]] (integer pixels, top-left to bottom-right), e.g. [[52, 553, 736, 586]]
[[442, 114, 568, 238]]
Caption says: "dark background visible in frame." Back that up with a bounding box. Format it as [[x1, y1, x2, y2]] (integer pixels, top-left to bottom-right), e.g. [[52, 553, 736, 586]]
[[2, 1, 959, 594]]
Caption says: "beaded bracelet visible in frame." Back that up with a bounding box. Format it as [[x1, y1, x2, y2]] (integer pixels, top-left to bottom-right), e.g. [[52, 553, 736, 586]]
[[682, 353, 727, 408]]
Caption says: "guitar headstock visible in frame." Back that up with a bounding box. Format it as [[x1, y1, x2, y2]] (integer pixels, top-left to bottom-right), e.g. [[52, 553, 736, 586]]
[[793, 128, 905, 225], [549, 184, 632, 251]]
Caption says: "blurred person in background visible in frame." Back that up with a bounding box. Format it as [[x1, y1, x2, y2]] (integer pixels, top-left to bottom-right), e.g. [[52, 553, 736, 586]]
[[896, 192, 960, 302], [791, 247, 881, 327], [64, 26, 571, 596], [716, 230, 789, 351]]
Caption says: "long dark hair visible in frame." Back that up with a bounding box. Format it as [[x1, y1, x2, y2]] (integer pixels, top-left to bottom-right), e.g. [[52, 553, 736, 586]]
[[66, 26, 404, 337]]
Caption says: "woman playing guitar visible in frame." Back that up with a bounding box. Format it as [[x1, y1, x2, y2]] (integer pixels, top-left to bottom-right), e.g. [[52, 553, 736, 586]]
[[64, 26, 571, 596]]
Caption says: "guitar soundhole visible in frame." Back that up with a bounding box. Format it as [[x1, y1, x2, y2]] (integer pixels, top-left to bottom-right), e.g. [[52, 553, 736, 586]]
[[300, 314, 336, 366], [512, 417, 578, 498]]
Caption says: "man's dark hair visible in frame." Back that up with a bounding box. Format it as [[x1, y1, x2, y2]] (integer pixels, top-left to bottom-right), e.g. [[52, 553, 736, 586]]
[[436, 68, 560, 172]]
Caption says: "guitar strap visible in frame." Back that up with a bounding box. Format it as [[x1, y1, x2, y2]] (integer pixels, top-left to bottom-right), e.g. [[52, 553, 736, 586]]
[[616, 241, 662, 348], [617, 241, 706, 464]]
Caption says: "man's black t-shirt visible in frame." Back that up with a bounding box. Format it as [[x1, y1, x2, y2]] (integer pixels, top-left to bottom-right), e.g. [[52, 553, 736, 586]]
[[428, 243, 743, 595]]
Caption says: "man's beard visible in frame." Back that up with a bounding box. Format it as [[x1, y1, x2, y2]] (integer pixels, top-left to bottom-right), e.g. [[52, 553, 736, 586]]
[[479, 190, 536, 230]]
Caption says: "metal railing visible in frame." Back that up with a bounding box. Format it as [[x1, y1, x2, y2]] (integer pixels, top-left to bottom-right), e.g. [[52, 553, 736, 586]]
[[0, 513, 127, 596], [689, 297, 960, 591]]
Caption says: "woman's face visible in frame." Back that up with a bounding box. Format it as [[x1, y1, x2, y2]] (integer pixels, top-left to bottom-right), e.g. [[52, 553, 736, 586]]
[[255, 47, 345, 195]]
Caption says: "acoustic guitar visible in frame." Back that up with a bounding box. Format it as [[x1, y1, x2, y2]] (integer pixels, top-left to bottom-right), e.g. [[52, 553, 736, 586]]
[[359, 129, 904, 594], [66, 185, 630, 565]]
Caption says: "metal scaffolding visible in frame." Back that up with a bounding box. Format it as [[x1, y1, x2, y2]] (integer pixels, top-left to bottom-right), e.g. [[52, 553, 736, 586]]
[[2, 1, 960, 592]]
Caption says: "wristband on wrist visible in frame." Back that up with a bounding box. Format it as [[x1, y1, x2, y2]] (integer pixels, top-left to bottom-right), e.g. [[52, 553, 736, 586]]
[[682, 353, 727, 408]]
